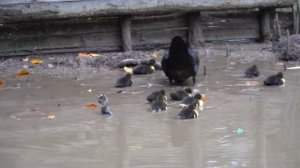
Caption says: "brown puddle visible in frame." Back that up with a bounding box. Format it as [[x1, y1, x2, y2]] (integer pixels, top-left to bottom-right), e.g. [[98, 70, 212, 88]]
[[0, 45, 300, 168]]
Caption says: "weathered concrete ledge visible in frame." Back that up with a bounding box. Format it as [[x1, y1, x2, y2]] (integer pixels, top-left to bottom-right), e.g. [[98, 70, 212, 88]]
[[0, 0, 293, 23]]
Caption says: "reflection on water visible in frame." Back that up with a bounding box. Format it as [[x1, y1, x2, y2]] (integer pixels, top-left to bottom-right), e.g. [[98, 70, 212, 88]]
[[0, 45, 299, 168]]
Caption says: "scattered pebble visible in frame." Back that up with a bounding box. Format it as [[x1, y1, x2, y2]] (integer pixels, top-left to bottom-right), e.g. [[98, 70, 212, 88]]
[[48, 63, 55, 69], [87, 88, 92, 93], [22, 57, 29, 62], [22, 65, 30, 69]]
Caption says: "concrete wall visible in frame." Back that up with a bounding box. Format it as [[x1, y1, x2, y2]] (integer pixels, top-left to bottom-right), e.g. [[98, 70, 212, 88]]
[[0, 10, 293, 57], [0, 0, 293, 23]]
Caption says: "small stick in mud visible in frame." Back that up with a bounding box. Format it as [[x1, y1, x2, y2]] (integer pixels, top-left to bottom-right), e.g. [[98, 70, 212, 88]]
[[203, 65, 207, 75], [226, 46, 230, 57], [274, 13, 281, 41], [285, 29, 290, 58]]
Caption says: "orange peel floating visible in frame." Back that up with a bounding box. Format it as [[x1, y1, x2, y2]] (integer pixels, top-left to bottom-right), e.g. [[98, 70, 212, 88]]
[[78, 52, 101, 59], [16, 69, 29, 76], [47, 114, 55, 120], [85, 103, 98, 110], [0, 79, 4, 87], [31, 59, 43, 64], [78, 52, 91, 58]]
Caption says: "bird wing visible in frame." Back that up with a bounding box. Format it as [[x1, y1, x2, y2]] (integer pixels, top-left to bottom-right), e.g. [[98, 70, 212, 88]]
[[264, 75, 275, 85], [161, 52, 169, 71]]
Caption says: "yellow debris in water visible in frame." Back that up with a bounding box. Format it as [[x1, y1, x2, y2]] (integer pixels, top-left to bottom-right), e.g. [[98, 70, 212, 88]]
[[47, 114, 55, 120], [31, 59, 44, 64], [16, 69, 29, 76], [124, 66, 133, 74]]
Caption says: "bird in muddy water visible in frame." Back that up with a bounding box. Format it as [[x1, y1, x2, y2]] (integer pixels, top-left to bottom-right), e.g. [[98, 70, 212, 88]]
[[180, 93, 205, 112], [150, 94, 168, 112], [140, 59, 162, 70], [133, 59, 156, 75], [97, 94, 113, 116], [244, 64, 259, 78], [146, 89, 167, 103], [263, 72, 285, 86], [115, 73, 133, 88], [176, 102, 199, 119], [170, 87, 192, 101], [162, 36, 199, 85]]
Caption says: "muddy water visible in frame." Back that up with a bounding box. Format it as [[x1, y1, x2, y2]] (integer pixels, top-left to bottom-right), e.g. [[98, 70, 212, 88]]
[[0, 46, 300, 168]]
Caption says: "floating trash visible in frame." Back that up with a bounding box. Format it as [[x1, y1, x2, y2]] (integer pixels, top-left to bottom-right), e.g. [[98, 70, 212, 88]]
[[85, 103, 98, 109], [236, 128, 244, 135], [286, 66, 300, 70], [87, 88, 92, 93], [47, 114, 55, 120], [31, 59, 44, 64], [16, 69, 29, 76]]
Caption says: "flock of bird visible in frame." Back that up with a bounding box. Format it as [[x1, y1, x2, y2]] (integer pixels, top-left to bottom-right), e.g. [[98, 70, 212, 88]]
[[97, 36, 286, 120]]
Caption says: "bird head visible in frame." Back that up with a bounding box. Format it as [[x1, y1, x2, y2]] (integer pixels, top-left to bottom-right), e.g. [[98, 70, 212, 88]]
[[194, 93, 206, 104], [159, 90, 166, 95], [125, 73, 132, 79], [97, 94, 108, 105], [276, 72, 283, 78], [184, 87, 192, 94]]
